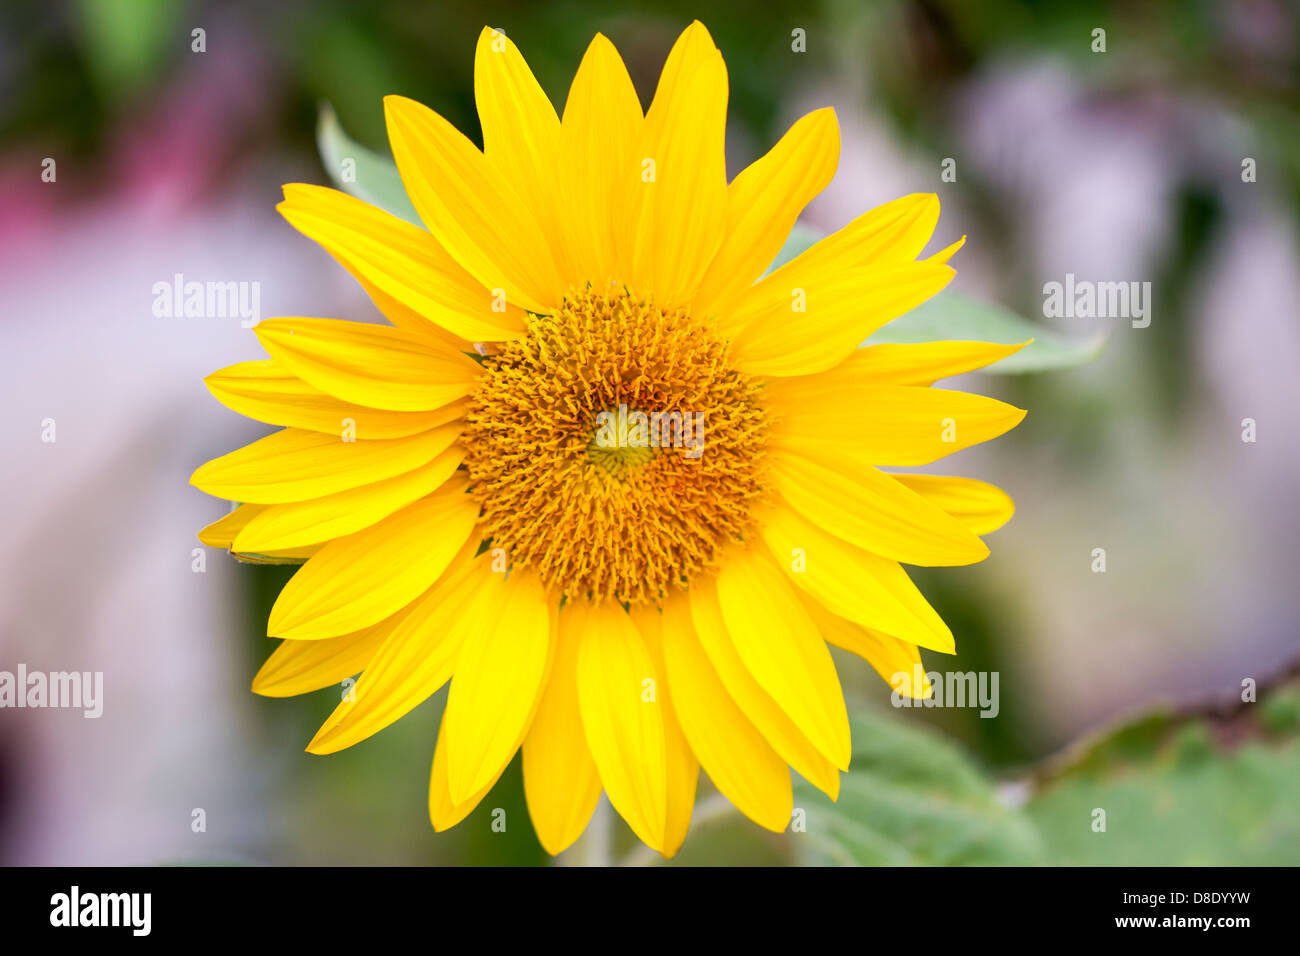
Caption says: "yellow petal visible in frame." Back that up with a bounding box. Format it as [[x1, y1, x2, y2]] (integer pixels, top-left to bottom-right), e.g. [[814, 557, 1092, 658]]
[[757, 194, 940, 292], [926, 234, 966, 265], [429, 707, 507, 831], [254, 317, 479, 412], [650, 20, 718, 112], [205, 359, 468, 438], [307, 545, 485, 753], [770, 452, 989, 566], [619, 21, 728, 306], [819, 340, 1029, 387], [558, 32, 643, 286], [198, 503, 267, 548], [713, 547, 851, 769], [766, 381, 1026, 467], [473, 27, 570, 281], [278, 183, 525, 342], [268, 480, 478, 639], [232, 446, 463, 552], [661, 593, 792, 832], [444, 571, 553, 804], [628, 603, 700, 857], [689, 580, 839, 798], [384, 94, 562, 314], [575, 602, 668, 852], [728, 259, 954, 376], [190, 425, 459, 504], [893, 474, 1016, 536], [649, 20, 718, 107], [522, 602, 603, 855], [759, 504, 954, 653], [798, 592, 931, 699], [693, 108, 840, 319], [252, 609, 410, 698], [252, 635, 380, 699]]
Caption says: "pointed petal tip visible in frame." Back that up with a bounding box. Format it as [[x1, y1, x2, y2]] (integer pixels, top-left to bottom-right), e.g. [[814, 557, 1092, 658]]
[[832, 745, 851, 773], [305, 723, 346, 755], [536, 826, 586, 857], [303, 729, 330, 754], [669, 20, 718, 60], [251, 667, 296, 699], [266, 607, 291, 639], [446, 774, 480, 809], [273, 200, 300, 228], [684, 19, 713, 39], [802, 105, 841, 138], [579, 31, 621, 64], [429, 786, 486, 833], [278, 182, 319, 202], [382, 93, 420, 123]]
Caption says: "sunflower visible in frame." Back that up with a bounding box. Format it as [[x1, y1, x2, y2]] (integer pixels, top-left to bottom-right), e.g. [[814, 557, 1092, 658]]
[[193, 21, 1026, 858]]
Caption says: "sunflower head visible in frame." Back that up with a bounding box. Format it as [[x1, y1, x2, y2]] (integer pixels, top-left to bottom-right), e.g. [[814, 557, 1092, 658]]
[[464, 286, 769, 606], [193, 21, 1026, 859]]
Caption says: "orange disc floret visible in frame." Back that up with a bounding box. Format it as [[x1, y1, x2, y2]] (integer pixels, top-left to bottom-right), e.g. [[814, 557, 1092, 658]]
[[463, 287, 770, 604]]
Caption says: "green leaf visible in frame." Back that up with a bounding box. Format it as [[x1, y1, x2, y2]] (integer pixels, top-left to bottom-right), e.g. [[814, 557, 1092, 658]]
[[1024, 677, 1300, 865], [793, 708, 1045, 865], [315, 103, 420, 225], [869, 291, 1108, 372], [768, 223, 1106, 373], [796, 678, 1300, 867]]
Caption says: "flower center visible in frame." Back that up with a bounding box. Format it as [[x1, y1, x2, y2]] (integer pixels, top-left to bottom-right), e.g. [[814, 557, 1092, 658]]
[[463, 287, 769, 605]]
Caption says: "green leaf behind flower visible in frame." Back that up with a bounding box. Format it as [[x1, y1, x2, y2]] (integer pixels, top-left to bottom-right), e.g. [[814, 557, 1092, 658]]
[[316, 103, 420, 225], [793, 674, 1300, 866], [793, 708, 1045, 865], [1023, 676, 1300, 865], [769, 223, 1106, 373]]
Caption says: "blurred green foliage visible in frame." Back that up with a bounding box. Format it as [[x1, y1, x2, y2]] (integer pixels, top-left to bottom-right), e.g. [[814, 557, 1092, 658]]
[[795, 708, 1046, 865], [1026, 678, 1300, 865], [788, 675, 1300, 866], [74, 0, 182, 100]]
